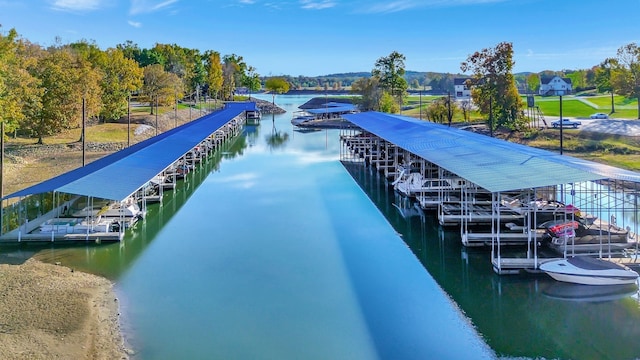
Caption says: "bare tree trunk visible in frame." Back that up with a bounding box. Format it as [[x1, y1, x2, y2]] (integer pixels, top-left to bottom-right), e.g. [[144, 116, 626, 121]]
[[611, 91, 615, 113]]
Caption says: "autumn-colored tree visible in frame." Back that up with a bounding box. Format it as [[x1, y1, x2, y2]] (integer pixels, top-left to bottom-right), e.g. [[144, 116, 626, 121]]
[[379, 92, 400, 114], [142, 64, 179, 113], [205, 51, 223, 101], [611, 43, 640, 119], [350, 77, 381, 111], [99, 48, 143, 121], [0, 28, 40, 136], [595, 59, 616, 113], [460, 42, 525, 131], [152, 43, 205, 96], [27, 49, 72, 142], [426, 97, 448, 124], [220, 54, 247, 100], [459, 99, 472, 122]]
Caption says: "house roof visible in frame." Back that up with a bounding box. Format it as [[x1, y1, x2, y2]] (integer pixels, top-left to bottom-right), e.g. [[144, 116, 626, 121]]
[[540, 76, 573, 85], [454, 78, 471, 86], [3, 102, 255, 201], [343, 112, 640, 193]]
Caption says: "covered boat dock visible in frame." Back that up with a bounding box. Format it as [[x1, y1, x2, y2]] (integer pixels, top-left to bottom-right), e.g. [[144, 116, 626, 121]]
[[341, 111, 640, 274], [0, 102, 256, 243]]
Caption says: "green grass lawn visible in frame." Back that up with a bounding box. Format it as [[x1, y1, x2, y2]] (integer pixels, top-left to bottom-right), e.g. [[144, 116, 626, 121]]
[[534, 98, 595, 117], [524, 95, 638, 119]]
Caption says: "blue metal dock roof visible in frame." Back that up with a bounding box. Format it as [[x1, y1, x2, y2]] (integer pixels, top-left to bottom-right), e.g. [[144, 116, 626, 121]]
[[4, 102, 255, 201], [305, 102, 357, 115], [343, 112, 640, 193]]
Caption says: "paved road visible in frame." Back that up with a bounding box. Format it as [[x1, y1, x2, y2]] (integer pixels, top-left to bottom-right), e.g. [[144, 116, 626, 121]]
[[545, 117, 640, 136]]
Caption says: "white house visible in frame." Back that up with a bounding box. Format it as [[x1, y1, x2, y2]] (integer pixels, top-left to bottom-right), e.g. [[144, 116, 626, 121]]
[[539, 76, 572, 96], [454, 78, 472, 100]]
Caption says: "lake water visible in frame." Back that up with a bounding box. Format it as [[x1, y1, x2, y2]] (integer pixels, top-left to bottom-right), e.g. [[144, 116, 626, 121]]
[[5, 94, 640, 359]]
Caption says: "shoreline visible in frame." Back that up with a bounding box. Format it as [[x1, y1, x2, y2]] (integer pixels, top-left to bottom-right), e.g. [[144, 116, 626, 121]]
[[0, 258, 130, 359]]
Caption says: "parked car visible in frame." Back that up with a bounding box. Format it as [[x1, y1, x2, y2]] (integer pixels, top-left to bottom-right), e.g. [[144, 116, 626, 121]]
[[551, 118, 581, 128], [590, 113, 609, 119]]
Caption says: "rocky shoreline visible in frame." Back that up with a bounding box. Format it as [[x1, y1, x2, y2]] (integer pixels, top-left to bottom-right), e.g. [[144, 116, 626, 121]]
[[248, 96, 286, 114]]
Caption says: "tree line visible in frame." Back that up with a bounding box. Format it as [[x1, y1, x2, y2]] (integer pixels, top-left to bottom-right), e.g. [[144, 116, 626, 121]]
[[2, 24, 640, 143], [350, 41, 640, 132], [0, 28, 260, 144]]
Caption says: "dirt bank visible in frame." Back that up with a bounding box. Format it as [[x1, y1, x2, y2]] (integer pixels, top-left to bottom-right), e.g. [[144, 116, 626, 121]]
[[0, 258, 130, 359]]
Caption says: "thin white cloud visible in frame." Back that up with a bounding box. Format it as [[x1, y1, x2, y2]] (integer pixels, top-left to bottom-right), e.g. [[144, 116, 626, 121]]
[[50, 0, 104, 11], [238, 0, 256, 4], [300, 0, 336, 10], [362, 0, 419, 13], [360, 0, 507, 13], [128, 20, 142, 28], [130, 0, 179, 15]]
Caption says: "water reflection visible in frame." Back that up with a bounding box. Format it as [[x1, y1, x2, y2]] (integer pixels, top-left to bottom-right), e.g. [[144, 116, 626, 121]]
[[342, 159, 640, 360], [542, 282, 639, 302], [0, 138, 247, 279]]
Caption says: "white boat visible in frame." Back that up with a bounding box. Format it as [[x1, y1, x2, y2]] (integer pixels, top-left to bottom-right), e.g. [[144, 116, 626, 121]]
[[70, 199, 144, 228], [291, 111, 316, 126], [39, 217, 115, 234], [540, 256, 639, 285], [393, 172, 465, 199], [541, 218, 636, 255]]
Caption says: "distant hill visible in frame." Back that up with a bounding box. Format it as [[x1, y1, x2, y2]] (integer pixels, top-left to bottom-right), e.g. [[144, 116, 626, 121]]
[[267, 71, 467, 94], [266, 70, 547, 95]]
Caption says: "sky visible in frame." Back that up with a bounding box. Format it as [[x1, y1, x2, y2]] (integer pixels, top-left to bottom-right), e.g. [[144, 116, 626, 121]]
[[1, 0, 639, 77]]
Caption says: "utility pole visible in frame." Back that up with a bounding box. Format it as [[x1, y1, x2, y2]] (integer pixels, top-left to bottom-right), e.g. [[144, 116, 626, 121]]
[[82, 97, 86, 167], [155, 96, 158, 136], [559, 92, 564, 155], [489, 94, 493, 137], [447, 91, 452, 127], [127, 93, 131, 147]]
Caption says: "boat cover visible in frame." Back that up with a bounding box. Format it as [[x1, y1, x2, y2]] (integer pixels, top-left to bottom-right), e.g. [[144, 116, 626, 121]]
[[3, 102, 255, 201], [343, 112, 640, 193]]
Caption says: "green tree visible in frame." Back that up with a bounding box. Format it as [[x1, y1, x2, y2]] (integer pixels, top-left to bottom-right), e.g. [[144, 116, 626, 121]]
[[595, 58, 616, 113], [611, 43, 640, 119], [264, 77, 290, 104], [27, 48, 78, 143], [372, 51, 408, 106], [426, 97, 448, 123], [566, 70, 587, 91], [142, 64, 178, 114], [0, 28, 39, 135], [351, 76, 381, 111], [152, 44, 205, 95], [66, 46, 103, 135], [99, 48, 143, 121], [243, 66, 261, 97], [221, 54, 247, 100], [222, 60, 237, 101], [379, 92, 400, 113], [525, 73, 540, 94], [460, 42, 525, 132]]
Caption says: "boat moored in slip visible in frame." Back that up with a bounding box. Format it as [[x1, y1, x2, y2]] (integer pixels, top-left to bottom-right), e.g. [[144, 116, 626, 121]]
[[69, 199, 145, 229], [541, 217, 638, 255], [539, 256, 640, 285]]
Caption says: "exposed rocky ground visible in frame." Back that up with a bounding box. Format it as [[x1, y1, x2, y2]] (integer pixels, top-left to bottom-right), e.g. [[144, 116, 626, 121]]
[[248, 96, 286, 114]]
